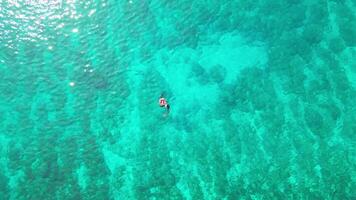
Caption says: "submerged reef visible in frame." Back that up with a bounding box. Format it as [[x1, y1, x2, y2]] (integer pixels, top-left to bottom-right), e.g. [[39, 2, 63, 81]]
[[0, 0, 355, 199]]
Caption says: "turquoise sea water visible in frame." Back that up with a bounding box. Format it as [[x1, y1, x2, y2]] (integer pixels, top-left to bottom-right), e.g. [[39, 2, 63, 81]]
[[0, 0, 355, 199]]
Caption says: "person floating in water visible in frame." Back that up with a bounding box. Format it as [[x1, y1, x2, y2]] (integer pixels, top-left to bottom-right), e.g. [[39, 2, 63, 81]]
[[159, 94, 170, 113]]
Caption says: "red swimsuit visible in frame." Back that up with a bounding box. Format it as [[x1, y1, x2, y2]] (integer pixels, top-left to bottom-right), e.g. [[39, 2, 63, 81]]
[[159, 98, 167, 107]]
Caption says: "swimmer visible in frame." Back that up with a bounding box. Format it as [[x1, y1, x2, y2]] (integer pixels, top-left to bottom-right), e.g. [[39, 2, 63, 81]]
[[159, 94, 170, 113]]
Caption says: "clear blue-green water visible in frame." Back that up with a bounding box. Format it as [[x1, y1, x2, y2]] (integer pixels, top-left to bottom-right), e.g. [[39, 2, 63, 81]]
[[0, 0, 355, 199]]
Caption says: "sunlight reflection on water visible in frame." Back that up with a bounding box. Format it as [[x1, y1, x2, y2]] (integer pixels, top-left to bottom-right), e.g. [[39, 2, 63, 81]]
[[1, 0, 81, 42]]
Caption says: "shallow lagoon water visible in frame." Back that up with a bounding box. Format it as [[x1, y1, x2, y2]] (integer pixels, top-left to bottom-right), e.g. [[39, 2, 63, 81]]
[[0, 0, 355, 199]]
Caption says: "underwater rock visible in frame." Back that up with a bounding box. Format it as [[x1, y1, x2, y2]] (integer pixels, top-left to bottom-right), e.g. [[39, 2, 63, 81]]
[[115, 77, 131, 99], [217, 84, 237, 115], [191, 62, 206, 77], [267, 43, 306, 72], [181, 27, 199, 49], [335, 4, 356, 46], [8, 143, 22, 171], [172, 111, 194, 132], [328, 37, 346, 54], [284, 4, 306, 29], [233, 67, 277, 112], [330, 68, 350, 99], [190, 62, 209, 84], [188, 177, 204, 199], [209, 64, 226, 84], [113, 166, 126, 189], [304, 106, 332, 138], [309, 4, 328, 24], [214, 14, 231, 31], [341, 112, 356, 139], [287, 0, 300, 4], [339, 22, 356, 47], [302, 24, 324, 45], [0, 171, 9, 199], [50, 88, 67, 111], [168, 186, 184, 199], [91, 73, 110, 90], [320, 101, 341, 122], [77, 69, 110, 91]]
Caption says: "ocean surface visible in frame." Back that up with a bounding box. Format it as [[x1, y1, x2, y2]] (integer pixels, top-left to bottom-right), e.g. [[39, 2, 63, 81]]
[[0, 0, 355, 199]]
